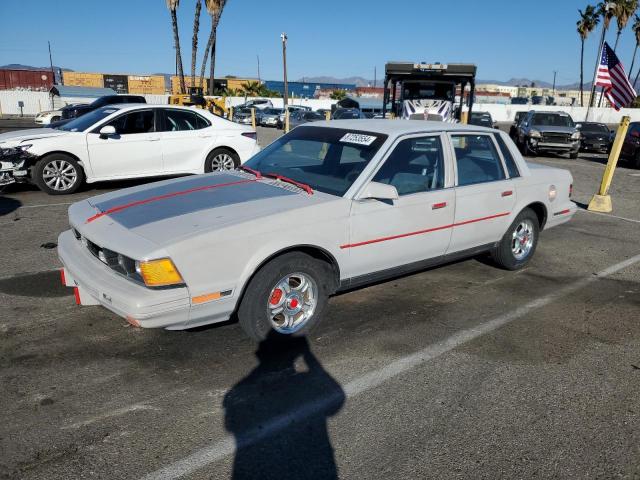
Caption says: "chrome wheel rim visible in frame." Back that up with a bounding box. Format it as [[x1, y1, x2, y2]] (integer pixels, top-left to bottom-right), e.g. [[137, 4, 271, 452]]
[[209, 153, 235, 171], [266, 272, 317, 334], [42, 160, 77, 191], [512, 219, 534, 260]]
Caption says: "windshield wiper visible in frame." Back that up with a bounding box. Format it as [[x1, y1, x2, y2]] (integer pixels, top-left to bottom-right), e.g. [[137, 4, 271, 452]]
[[264, 172, 313, 195], [239, 165, 262, 178]]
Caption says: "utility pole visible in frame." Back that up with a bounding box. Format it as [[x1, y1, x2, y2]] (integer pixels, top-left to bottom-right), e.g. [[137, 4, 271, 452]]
[[48, 41, 56, 85], [374, 66, 377, 88], [281, 32, 289, 107], [257, 55, 261, 83], [552, 70, 557, 95]]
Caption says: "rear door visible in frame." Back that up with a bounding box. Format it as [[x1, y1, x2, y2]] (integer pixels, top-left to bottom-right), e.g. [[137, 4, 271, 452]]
[[86, 108, 162, 179], [157, 108, 215, 173], [447, 133, 516, 254]]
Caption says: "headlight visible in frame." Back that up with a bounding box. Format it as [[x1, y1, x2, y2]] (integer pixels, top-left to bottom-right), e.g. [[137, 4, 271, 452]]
[[17, 144, 32, 151], [571, 131, 581, 140], [136, 258, 184, 287], [529, 129, 542, 139]]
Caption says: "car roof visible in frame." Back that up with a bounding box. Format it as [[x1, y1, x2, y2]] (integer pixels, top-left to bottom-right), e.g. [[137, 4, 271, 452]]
[[302, 119, 498, 135], [96, 103, 206, 112]]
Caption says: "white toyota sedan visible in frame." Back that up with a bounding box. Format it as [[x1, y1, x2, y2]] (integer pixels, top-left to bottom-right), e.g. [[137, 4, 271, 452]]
[[58, 120, 576, 341], [0, 104, 259, 195]]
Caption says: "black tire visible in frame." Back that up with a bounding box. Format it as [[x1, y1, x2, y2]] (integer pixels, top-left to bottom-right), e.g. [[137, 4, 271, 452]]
[[491, 208, 540, 271], [237, 252, 334, 342], [204, 148, 240, 172], [569, 151, 579, 159], [33, 153, 84, 195], [520, 138, 534, 157]]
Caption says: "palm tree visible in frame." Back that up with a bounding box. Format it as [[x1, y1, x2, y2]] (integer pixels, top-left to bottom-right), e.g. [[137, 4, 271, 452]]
[[190, 0, 202, 89], [166, 0, 186, 94], [578, 6, 600, 106], [198, 0, 227, 94], [330, 90, 347, 101], [241, 80, 262, 101], [629, 15, 640, 80], [613, 0, 639, 50]]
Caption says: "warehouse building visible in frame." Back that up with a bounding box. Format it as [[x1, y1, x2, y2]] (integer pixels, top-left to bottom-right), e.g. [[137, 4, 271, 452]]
[[264, 80, 356, 98]]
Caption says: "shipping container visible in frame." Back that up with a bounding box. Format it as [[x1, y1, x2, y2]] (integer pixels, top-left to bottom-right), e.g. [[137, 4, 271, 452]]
[[170, 76, 245, 94], [0, 69, 54, 91], [103, 74, 128, 94], [62, 72, 104, 88], [128, 75, 165, 95]]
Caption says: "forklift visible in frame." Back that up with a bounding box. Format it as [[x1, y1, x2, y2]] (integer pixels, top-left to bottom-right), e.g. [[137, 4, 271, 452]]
[[383, 62, 477, 122], [168, 86, 228, 117]]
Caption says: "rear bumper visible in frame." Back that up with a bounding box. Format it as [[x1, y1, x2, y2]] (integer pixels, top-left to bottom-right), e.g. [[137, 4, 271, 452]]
[[58, 230, 236, 330]]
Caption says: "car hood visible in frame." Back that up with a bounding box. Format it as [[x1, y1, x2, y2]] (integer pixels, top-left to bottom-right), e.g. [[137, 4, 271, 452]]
[[580, 130, 610, 140], [531, 125, 577, 134], [0, 128, 69, 147], [82, 172, 339, 246]]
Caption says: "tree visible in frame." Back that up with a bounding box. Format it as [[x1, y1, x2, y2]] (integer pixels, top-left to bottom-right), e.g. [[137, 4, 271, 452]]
[[198, 0, 227, 94], [330, 90, 347, 100], [577, 5, 600, 106], [190, 0, 202, 88], [166, 0, 185, 94], [629, 15, 640, 80], [613, 0, 639, 51], [241, 80, 262, 101]]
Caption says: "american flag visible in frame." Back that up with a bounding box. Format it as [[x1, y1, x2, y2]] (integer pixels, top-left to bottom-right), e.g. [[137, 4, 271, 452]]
[[596, 42, 637, 110]]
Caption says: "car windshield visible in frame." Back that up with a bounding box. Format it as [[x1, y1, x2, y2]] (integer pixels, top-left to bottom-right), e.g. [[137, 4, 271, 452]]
[[243, 126, 388, 197], [334, 110, 361, 119], [470, 114, 492, 126], [264, 108, 282, 115], [531, 113, 574, 127], [578, 123, 608, 133], [57, 107, 120, 132]]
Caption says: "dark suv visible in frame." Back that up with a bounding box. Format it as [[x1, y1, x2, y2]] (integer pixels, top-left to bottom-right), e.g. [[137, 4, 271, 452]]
[[60, 95, 146, 120], [620, 122, 640, 168], [575, 122, 612, 154], [516, 111, 581, 158]]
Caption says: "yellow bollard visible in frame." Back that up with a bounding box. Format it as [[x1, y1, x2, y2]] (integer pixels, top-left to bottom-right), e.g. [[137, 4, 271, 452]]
[[325, 110, 331, 121], [587, 115, 630, 213], [229, 106, 234, 121], [285, 110, 290, 133], [460, 111, 468, 124], [251, 108, 256, 129]]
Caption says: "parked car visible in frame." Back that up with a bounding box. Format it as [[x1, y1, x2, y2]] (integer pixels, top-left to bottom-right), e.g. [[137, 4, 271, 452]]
[[619, 121, 640, 168], [259, 108, 283, 127], [237, 98, 273, 110], [0, 104, 259, 195], [60, 95, 146, 120], [332, 108, 367, 119], [575, 122, 612, 154], [509, 112, 527, 140], [277, 105, 312, 129], [233, 107, 260, 125], [35, 109, 63, 125], [469, 111, 497, 129], [289, 110, 325, 128], [516, 111, 581, 158], [58, 120, 575, 340]]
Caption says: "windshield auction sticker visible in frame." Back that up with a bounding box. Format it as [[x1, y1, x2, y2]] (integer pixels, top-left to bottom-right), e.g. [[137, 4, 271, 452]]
[[340, 133, 377, 146]]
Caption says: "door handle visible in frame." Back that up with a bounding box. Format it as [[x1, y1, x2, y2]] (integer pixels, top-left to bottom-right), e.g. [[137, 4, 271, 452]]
[[432, 202, 447, 210], [198, 134, 212, 138], [501, 190, 513, 197], [148, 137, 160, 142]]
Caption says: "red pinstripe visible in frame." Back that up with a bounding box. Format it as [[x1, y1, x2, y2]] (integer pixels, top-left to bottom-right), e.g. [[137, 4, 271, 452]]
[[340, 212, 511, 249]]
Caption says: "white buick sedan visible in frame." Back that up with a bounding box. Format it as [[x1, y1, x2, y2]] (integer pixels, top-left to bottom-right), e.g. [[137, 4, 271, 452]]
[[0, 104, 259, 195], [58, 120, 576, 341]]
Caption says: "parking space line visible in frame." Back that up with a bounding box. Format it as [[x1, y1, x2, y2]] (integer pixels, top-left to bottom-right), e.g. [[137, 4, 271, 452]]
[[63, 404, 161, 429], [140, 252, 640, 480], [577, 208, 640, 224], [16, 202, 73, 209]]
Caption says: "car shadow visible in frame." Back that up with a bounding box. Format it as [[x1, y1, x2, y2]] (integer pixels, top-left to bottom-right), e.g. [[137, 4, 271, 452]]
[[0, 195, 21, 216], [223, 331, 345, 479]]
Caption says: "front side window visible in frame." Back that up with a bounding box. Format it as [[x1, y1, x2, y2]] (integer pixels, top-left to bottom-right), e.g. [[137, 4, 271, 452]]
[[162, 109, 207, 131], [105, 110, 155, 134], [452, 134, 506, 186], [244, 126, 388, 196], [372, 136, 445, 195]]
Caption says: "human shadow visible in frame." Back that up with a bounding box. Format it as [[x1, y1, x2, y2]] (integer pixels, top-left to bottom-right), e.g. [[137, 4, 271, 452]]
[[224, 332, 345, 479]]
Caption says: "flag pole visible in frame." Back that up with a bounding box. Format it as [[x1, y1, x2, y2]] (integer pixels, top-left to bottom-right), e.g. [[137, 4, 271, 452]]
[[586, 40, 606, 122]]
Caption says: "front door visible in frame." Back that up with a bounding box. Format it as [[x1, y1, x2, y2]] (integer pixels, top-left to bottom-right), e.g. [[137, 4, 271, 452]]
[[447, 133, 516, 254], [86, 108, 161, 179], [344, 134, 456, 279]]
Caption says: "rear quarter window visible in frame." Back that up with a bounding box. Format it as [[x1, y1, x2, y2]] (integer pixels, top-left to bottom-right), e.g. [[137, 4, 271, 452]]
[[494, 133, 520, 178]]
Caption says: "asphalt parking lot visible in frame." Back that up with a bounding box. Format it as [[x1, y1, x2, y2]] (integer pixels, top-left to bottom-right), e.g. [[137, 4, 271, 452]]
[[1, 121, 640, 479]]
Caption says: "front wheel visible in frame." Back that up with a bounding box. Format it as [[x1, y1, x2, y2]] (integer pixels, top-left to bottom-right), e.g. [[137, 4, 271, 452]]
[[34, 154, 84, 195], [205, 148, 240, 172], [491, 208, 539, 270], [569, 151, 579, 159], [237, 252, 333, 341]]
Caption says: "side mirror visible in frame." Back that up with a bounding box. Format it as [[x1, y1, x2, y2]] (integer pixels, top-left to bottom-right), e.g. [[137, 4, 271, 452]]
[[358, 181, 399, 201], [99, 125, 116, 138]]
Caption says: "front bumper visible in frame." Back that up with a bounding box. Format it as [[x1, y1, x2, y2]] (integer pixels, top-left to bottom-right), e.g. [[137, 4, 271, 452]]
[[530, 139, 580, 153]]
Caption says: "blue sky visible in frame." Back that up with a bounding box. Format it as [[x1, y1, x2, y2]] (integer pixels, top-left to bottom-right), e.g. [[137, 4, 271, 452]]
[[0, 0, 636, 85]]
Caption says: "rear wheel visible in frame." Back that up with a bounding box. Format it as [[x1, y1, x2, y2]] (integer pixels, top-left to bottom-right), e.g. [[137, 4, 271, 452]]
[[237, 252, 333, 341], [205, 148, 240, 172], [34, 154, 84, 195], [491, 208, 539, 270]]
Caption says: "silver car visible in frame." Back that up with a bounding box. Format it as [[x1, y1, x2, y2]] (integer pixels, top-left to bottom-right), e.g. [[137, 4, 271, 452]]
[[259, 108, 283, 128], [59, 120, 576, 341]]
